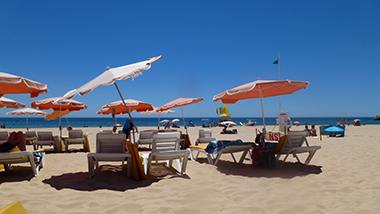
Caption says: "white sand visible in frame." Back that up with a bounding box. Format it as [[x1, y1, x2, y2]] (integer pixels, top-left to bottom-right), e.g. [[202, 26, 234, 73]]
[[1, 125, 380, 213]]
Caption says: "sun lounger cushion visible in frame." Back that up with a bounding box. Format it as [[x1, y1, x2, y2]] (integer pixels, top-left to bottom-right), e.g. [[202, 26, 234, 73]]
[[205, 140, 254, 153]]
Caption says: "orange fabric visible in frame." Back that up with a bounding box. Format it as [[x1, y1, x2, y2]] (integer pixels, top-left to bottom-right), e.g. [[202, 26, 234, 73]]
[[97, 99, 154, 115], [213, 80, 309, 104], [157, 97, 204, 111], [126, 141, 147, 181], [0, 72, 48, 98]]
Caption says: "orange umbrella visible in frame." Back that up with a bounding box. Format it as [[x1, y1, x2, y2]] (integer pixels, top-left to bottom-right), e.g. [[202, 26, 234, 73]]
[[45, 109, 72, 120], [141, 107, 175, 129], [157, 97, 204, 134], [31, 97, 87, 136], [0, 72, 48, 98], [0, 97, 26, 108], [5, 108, 47, 130], [31, 97, 87, 111], [97, 99, 154, 115], [213, 79, 309, 128]]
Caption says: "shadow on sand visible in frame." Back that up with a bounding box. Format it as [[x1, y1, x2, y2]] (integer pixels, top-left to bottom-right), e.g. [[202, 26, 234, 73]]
[[41, 163, 189, 192], [194, 157, 322, 179]]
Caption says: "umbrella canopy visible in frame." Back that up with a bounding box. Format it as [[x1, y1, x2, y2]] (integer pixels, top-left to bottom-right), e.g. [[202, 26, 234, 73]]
[[0, 72, 48, 98], [157, 97, 204, 134], [31, 97, 87, 111], [0, 97, 26, 108], [97, 99, 154, 115], [5, 107, 47, 130], [213, 79, 309, 128], [160, 119, 170, 123], [63, 56, 163, 99], [324, 126, 344, 132], [45, 109, 72, 120], [220, 121, 237, 127], [172, 119, 180, 123], [201, 118, 210, 121]]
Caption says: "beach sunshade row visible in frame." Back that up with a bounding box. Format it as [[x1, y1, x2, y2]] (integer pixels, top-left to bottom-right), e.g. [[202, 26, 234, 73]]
[[0, 72, 48, 98]]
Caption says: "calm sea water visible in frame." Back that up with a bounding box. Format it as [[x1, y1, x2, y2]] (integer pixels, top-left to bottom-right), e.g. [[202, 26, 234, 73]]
[[0, 117, 379, 129]]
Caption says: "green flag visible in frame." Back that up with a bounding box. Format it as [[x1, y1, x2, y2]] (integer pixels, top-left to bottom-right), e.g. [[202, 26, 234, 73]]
[[273, 57, 279, 64]]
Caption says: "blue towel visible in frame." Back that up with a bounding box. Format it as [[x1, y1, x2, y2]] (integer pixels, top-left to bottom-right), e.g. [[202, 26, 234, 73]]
[[205, 140, 254, 154]]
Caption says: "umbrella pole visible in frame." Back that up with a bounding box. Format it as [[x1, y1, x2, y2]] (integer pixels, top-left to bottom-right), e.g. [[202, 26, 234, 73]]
[[157, 113, 160, 129], [59, 105, 62, 137], [259, 86, 266, 129], [26, 114, 29, 131], [114, 82, 138, 143], [65, 116, 70, 126], [181, 106, 187, 135]]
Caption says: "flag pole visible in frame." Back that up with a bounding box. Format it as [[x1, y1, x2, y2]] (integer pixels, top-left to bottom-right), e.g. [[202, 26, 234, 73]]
[[278, 51, 281, 111]]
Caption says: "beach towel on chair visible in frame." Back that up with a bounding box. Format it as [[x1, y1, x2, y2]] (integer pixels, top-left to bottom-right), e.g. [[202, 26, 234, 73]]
[[205, 139, 250, 154]]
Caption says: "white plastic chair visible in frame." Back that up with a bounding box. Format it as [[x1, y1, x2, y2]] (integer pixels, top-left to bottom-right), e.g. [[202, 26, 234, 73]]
[[34, 131, 61, 152], [146, 132, 190, 175], [275, 131, 321, 167], [196, 129, 216, 145], [87, 133, 132, 178], [64, 130, 85, 151]]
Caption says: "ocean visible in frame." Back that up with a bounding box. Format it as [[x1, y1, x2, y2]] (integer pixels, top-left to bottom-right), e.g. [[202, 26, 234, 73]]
[[0, 116, 379, 129]]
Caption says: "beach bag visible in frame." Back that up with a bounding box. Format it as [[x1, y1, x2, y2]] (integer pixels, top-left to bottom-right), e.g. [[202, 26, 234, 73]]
[[259, 149, 276, 169]]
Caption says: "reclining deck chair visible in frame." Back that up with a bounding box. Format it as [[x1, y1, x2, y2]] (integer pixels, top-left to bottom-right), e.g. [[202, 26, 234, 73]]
[[275, 130, 321, 167], [196, 129, 216, 145], [0, 131, 8, 144], [25, 131, 38, 145], [0, 151, 45, 176], [64, 130, 86, 151], [145, 132, 190, 175], [87, 133, 132, 178], [33, 131, 61, 152], [189, 140, 254, 165], [137, 130, 157, 149]]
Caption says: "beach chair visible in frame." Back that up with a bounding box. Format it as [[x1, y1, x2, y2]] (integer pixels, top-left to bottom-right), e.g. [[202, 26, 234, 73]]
[[137, 130, 155, 149], [274, 131, 321, 167], [196, 129, 216, 145], [64, 130, 86, 151], [189, 140, 254, 165], [0, 150, 45, 176], [87, 133, 132, 178], [0, 200, 28, 214], [0, 131, 8, 144], [33, 132, 61, 152], [145, 132, 190, 175], [25, 131, 37, 144]]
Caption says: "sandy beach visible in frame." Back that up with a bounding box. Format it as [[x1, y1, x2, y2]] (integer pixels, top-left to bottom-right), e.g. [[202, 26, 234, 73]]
[[1, 124, 380, 213]]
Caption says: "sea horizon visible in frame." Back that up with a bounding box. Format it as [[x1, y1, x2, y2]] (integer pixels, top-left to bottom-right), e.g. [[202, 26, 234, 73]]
[[0, 116, 379, 129]]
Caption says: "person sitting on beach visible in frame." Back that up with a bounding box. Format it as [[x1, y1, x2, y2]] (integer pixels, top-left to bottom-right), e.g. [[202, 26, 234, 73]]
[[165, 121, 170, 129], [304, 125, 311, 136], [188, 120, 195, 127], [221, 126, 235, 134], [310, 125, 317, 137]]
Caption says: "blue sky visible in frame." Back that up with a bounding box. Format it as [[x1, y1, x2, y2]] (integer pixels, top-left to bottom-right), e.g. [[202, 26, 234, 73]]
[[1, 1, 379, 119]]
